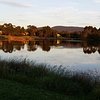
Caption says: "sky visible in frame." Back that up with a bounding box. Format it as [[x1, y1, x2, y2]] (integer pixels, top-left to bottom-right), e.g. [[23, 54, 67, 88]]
[[0, 0, 100, 28]]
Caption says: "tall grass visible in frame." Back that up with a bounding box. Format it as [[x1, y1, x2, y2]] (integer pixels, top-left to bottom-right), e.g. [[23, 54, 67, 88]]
[[0, 59, 100, 99]]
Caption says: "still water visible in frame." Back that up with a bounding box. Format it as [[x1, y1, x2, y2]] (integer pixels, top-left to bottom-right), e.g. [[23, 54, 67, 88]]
[[0, 40, 100, 72]]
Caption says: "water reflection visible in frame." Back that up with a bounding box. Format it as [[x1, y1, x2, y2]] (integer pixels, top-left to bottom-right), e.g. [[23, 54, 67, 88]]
[[0, 40, 100, 54], [82, 42, 100, 54]]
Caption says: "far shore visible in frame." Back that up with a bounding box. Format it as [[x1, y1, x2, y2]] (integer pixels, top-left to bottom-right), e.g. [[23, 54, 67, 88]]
[[0, 35, 35, 41], [0, 35, 82, 42]]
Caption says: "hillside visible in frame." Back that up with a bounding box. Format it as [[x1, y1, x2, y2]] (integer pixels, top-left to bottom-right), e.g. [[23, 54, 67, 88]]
[[52, 26, 84, 33]]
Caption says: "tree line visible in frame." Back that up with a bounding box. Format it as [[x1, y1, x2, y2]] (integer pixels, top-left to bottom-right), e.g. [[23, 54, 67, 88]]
[[0, 23, 57, 38], [0, 23, 100, 40], [82, 26, 100, 41]]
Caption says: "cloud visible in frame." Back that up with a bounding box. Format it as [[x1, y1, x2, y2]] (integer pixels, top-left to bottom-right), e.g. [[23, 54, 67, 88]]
[[39, 6, 100, 27], [0, 0, 32, 8]]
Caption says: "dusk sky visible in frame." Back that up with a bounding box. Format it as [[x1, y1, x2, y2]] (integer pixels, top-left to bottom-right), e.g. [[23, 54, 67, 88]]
[[0, 0, 100, 28]]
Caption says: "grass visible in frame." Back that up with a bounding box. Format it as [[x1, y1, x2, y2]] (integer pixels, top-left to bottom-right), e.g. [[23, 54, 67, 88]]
[[0, 35, 35, 41], [0, 59, 100, 100], [0, 79, 87, 100]]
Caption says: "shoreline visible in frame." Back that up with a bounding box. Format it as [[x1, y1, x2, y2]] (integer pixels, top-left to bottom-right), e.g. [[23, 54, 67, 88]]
[[0, 35, 82, 41]]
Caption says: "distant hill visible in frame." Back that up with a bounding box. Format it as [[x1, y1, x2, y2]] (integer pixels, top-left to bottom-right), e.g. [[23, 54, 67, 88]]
[[52, 26, 84, 33]]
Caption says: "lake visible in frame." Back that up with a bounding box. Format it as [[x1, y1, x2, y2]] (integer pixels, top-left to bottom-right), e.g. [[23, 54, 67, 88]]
[[0, 40, 100, 73]]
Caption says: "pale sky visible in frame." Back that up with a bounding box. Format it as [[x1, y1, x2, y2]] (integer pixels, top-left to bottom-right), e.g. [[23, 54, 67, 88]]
[[0, 0, 100, 28]]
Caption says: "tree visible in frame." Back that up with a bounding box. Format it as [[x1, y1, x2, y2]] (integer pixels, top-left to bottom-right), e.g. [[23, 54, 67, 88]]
[[2, 23, 14, 35], [70, 32, 81, 39], [26, 25, 37, 36], [37, 26, 57, 38], [82, 26, 99, 40]]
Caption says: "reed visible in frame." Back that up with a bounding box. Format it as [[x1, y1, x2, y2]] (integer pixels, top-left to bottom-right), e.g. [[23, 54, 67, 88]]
[[0, 59, 99, 99]]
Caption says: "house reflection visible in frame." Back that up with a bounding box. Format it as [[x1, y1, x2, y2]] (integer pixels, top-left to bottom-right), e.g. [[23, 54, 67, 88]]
[[0, 40, 100, 54]]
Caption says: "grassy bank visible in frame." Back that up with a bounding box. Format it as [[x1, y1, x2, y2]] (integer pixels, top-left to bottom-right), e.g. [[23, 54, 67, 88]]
[[0, 35, 35, 41], [0, 59, 100, 100], [0, 79, 87, 100]]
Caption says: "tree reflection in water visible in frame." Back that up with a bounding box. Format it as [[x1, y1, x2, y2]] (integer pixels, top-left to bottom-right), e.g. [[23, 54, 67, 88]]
[[83, 41, 100, 54], [0, 40, 100, 54]]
